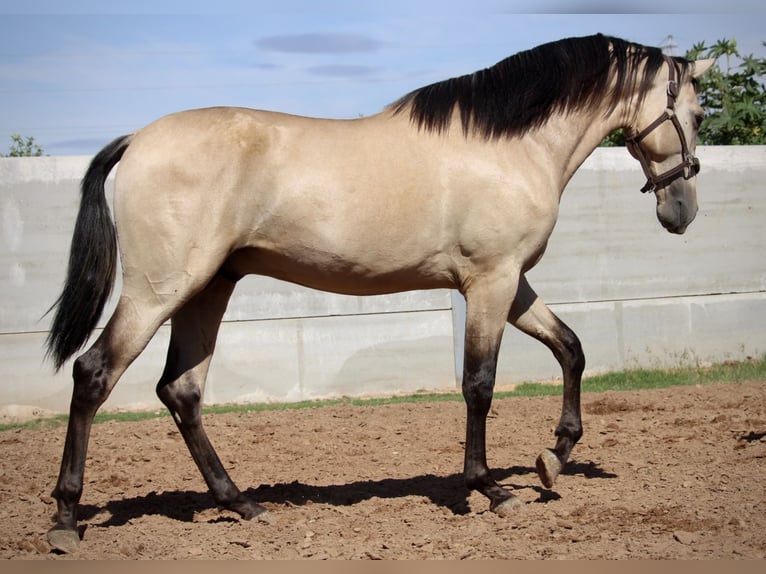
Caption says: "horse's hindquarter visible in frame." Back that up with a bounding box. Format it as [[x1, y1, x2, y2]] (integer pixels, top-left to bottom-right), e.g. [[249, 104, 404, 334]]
[[114, 107, 559, 296]]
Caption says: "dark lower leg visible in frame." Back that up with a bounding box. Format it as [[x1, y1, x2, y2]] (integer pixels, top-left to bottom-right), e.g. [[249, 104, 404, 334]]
[[48, 348, 113, 550], [157, 380, 267, 519], [50, 412, 95, 533], [464, 408, 517, 510], [462, 354, 517, 511], [550, 326, 585, 461], [536, 324, 585, 488], [551, 373, 583, 462]]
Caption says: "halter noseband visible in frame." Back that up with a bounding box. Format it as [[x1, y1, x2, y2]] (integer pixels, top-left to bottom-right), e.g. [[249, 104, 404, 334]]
[[625, 56, 700, 193]]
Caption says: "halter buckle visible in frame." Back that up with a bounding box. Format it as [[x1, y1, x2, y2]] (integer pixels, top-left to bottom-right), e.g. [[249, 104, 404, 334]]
[[683, 153, 701, 180]]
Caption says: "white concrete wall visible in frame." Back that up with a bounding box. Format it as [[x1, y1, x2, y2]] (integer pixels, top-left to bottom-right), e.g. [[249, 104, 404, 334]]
[[1, 146, 764, 415]]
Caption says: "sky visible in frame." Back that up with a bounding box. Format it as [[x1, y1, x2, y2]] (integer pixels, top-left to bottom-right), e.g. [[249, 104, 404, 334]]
[[1, 1, 764, 156]]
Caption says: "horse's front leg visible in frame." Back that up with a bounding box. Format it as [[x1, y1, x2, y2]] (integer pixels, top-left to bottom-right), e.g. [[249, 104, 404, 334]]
[[461, 276, 520, 515], [508, 275, 585, 488]]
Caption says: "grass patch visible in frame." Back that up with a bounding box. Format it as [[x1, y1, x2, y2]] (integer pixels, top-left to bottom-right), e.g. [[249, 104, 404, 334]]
[[2, 356, 764, 432], [0, 414, 70, 433], [581, 356, 766, 392]]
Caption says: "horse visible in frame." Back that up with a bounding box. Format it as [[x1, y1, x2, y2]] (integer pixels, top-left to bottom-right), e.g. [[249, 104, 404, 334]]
[[44, 33, 715, 552]]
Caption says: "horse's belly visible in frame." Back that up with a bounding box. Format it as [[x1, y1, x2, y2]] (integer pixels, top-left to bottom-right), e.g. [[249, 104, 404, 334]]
[[222, 245, 456, 296]]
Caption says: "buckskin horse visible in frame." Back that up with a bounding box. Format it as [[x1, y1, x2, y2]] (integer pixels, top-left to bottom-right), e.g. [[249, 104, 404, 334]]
[[44, 34, 714, 551]]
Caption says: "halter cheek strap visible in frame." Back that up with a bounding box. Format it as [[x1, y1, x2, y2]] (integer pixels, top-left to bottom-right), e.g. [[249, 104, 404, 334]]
[[625, 56, 701, 193]]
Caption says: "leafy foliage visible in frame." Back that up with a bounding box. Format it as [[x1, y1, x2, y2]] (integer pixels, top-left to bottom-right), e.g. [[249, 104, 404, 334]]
[[685, 38, 766, 145], [600, 128, 625, 147], [1, 134, 44, 157]]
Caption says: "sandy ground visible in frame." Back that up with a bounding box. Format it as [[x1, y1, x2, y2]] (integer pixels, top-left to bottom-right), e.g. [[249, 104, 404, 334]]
[[1, 380, 764, 560]]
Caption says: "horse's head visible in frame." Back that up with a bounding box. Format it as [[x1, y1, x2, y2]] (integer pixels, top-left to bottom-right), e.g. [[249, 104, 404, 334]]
[[625, 57, 716, 234]]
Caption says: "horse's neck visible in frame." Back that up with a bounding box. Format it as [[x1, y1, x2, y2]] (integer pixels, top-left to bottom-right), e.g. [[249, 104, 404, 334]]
[[531, 103, 628, 193]]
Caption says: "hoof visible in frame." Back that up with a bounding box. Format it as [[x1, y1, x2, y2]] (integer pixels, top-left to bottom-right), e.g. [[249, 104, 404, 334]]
[[47, 526, 80, 554], [244, 502, 272, 524], [536, 449, 562, 489], [254, 509, 274, 525], [228, 494, 270, 522], [491, 495, 523, 517], [242, 503, 271, 523]]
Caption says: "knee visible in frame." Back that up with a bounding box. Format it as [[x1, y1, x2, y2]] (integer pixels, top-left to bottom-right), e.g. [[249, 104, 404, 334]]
[[565, 334, 585, 372], [462, 378, 493, 407], [461, 365, 496, 414], [556, 326, 585, 374]]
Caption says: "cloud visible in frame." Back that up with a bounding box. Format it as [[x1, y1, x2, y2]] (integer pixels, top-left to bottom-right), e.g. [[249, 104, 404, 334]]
[[249, 62, 281, 71], [45, 137, 113, 155], [256, 33, 384, 54], [306, 64, 380, 78]]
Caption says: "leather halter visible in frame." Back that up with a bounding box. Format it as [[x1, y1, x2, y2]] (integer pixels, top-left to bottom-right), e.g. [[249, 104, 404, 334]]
[[625, 57, 700, 193]]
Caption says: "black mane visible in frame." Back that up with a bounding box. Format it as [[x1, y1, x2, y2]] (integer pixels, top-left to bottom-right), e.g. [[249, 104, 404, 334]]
[[389, 34, 686, 139]]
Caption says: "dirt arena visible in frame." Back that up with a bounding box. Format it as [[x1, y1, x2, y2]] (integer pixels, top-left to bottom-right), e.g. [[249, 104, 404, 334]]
[[1, 380, 764, 560]]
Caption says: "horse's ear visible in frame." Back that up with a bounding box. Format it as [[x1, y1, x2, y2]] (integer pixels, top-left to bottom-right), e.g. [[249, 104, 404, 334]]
[[692, 58, 716, 78]]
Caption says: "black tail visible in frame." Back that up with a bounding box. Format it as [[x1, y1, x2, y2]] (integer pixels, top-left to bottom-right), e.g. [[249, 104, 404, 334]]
[[45, 135, 132, 371]]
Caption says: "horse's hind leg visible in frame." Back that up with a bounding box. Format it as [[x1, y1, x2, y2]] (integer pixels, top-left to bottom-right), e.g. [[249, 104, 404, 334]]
[[508, 276, 585, 489], [155, 274, 268, 521], [47, 298, 170, 553]]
